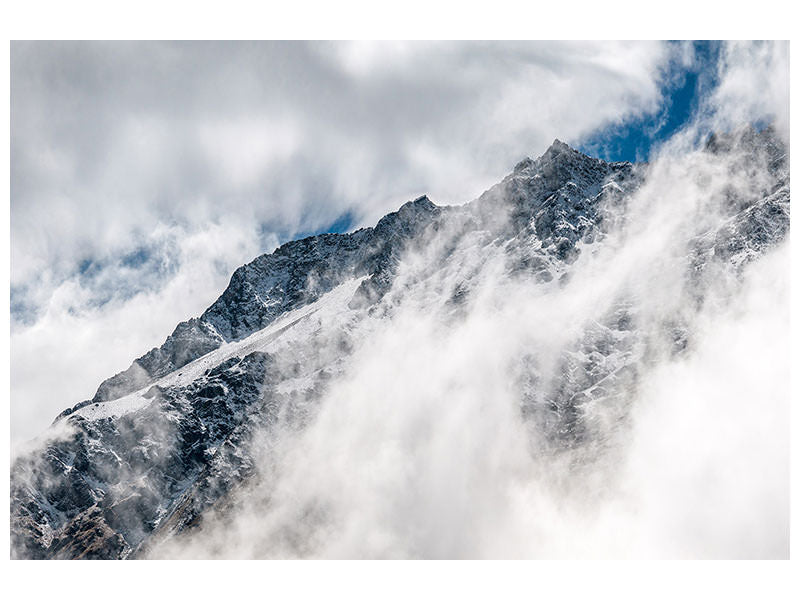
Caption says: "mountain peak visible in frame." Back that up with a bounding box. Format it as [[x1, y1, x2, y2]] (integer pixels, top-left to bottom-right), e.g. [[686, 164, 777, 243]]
[[409, 194, 435, 208], [542, 138, 577, 160], [514, 140, 580, 174]]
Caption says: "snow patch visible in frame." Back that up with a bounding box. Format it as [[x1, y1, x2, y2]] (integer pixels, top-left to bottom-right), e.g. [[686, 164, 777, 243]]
[[72, 277, 367, 421]]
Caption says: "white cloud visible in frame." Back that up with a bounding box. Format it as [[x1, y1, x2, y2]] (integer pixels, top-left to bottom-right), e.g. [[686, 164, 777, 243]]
[[11, 41, 683, 443], [11, 219, 269, 445], [146, 41, 789, 558], [616, 245, 790, 558], [154, 135, 789, 557], [196, 116, 301, 188], [710, 41, 790, 137]]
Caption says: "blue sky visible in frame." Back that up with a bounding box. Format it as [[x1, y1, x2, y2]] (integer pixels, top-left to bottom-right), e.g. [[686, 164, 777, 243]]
[[576, 41, 722, 163]]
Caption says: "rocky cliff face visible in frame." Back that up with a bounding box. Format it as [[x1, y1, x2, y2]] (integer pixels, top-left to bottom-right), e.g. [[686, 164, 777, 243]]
[[11, 128, 789, 559]]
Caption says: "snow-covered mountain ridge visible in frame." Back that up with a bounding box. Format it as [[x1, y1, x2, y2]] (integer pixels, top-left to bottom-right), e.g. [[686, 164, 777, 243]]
[[11, 128, 789, 559]]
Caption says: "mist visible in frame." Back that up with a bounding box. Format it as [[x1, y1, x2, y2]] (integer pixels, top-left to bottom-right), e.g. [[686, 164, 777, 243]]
[[11, 41, 687, 446], [150, 114, 790, 559]]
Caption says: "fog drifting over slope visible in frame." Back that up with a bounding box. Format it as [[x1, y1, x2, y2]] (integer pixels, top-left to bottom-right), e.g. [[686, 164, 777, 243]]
[[154, 201, 789, 558], [149, 43, 790, 558], [12, 41, 687, 445]]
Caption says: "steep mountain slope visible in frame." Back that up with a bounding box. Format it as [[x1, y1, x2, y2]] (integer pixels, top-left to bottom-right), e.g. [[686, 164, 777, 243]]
[[11, 128, 789, 559]]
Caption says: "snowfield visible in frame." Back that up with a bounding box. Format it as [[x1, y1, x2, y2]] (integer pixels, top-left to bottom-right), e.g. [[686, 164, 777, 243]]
[[72, 276, 367, 422]]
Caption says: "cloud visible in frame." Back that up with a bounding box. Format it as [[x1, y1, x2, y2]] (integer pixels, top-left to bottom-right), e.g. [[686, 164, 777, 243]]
[[11, 41, 683, 443], [152, 184, 789, 557], [11, 220, 271, 445], [708, 41, 790, 136], [11, 41, 678, 280], [615, 244, 789, 558], [145, 41, 789, 558]]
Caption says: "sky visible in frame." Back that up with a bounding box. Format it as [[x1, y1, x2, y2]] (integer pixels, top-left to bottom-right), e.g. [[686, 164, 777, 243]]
[[9, 40, 789, 445], [576, 41, 720, 162]]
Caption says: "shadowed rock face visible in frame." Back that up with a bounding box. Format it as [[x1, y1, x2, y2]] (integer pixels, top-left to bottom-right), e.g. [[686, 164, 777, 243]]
[[12, 131, 789, 559]]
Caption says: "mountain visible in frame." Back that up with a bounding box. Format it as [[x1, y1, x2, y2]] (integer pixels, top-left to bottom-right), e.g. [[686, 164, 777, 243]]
[[10, 128, 789, 559]]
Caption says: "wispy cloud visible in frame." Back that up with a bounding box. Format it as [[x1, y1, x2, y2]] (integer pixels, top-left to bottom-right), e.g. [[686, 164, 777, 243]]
[[146, 41, 789, 559], [11, 41, 681, 443]]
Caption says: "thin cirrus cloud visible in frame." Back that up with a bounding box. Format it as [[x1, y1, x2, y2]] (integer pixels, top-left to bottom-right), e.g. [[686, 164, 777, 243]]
[[12, 40, 695, 445]]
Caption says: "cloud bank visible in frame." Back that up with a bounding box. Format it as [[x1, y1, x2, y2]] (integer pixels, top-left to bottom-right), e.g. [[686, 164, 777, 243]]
[[12, 41, 687, 444], [143, 41, 789, 559]]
